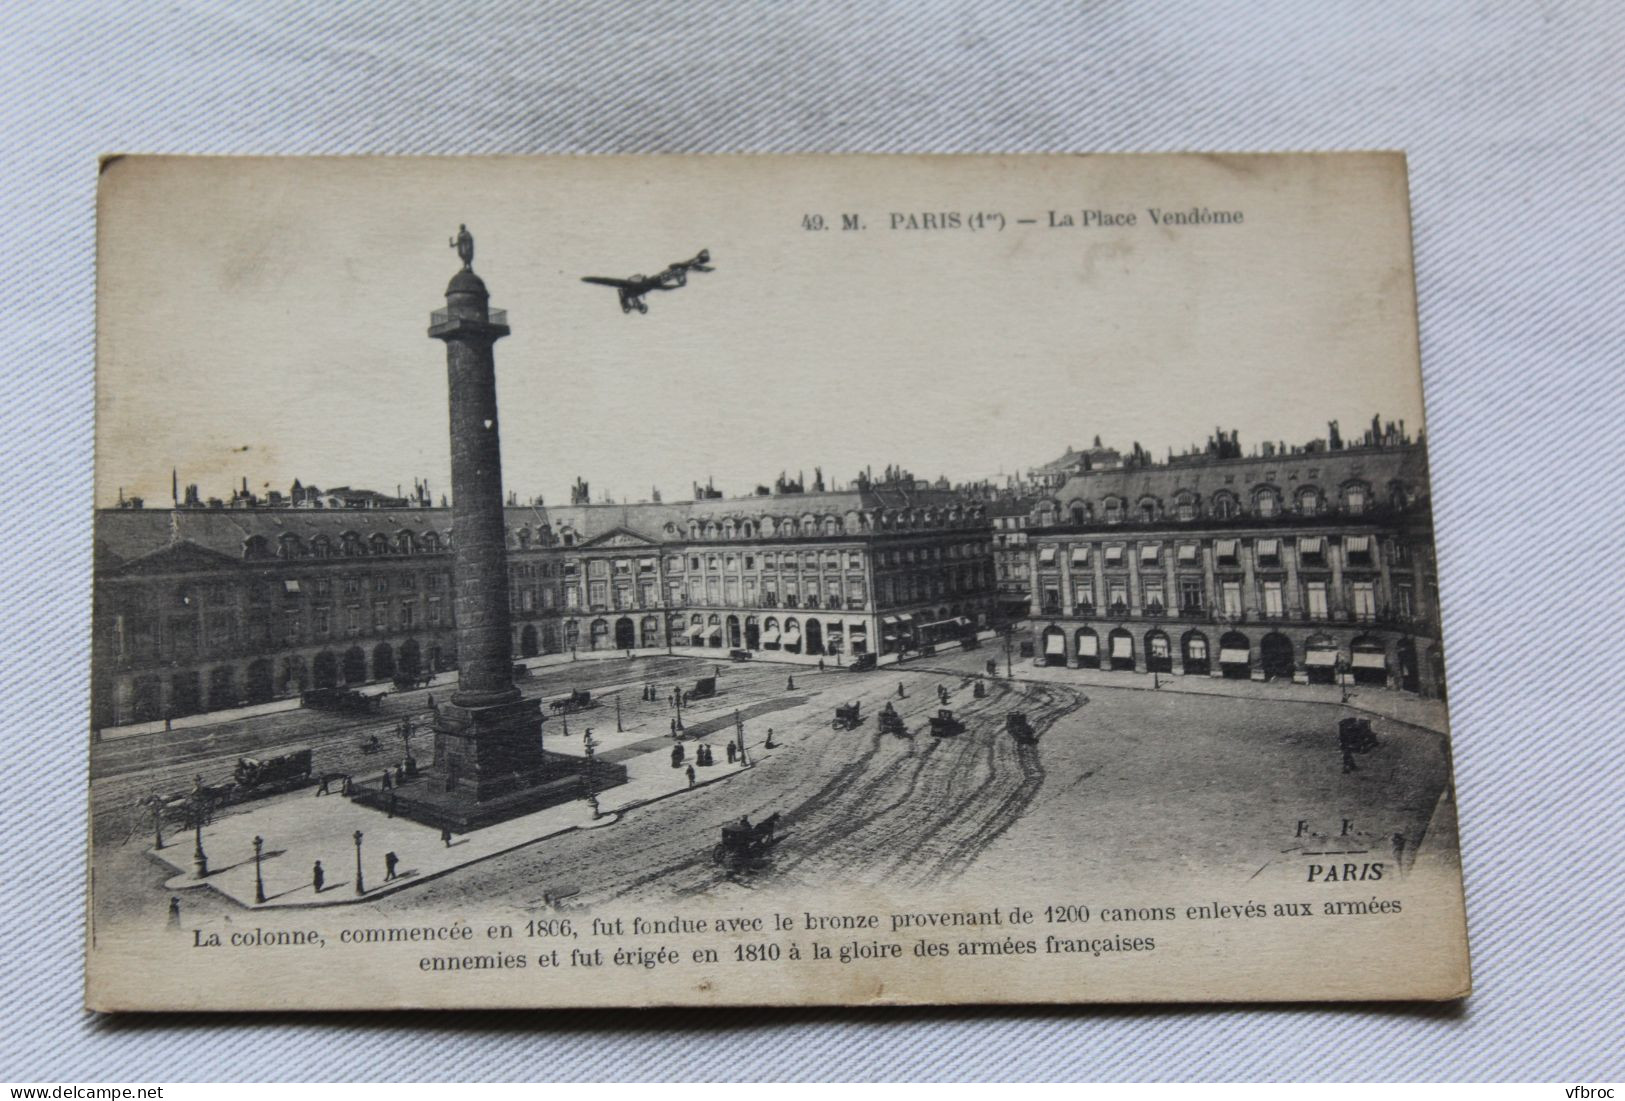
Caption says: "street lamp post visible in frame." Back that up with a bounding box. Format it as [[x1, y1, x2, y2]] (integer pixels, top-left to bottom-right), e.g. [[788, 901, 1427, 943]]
[[190, 798, 209, 879], [1004, 626, 1014, 678], [253, 835, 266, 904], [353, 830, 365, 895], [151, 802, 164, 851], [615, 694, 623, 733]]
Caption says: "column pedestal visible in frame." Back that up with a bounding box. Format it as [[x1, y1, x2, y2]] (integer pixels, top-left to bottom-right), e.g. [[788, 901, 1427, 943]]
[[433, 696, 547, 801]]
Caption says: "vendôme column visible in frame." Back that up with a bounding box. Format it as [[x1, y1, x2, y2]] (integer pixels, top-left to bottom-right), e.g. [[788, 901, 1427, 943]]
[[427, 226, 546, 800]]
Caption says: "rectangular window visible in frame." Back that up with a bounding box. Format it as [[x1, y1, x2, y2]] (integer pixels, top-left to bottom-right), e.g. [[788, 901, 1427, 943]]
[[1069, 546, 1090, 567], [1396, 583, 1414, 619], [667, 580, 684, 605], [1104, 545, 1124, 566], [1306, 581, 1329, 619], [284, 612, 301, 644], [589, 560, 609, 578], [521, 590, 534, 612], [1352, 581, 1377, 619], [1139, 543, 1161, 565], [1345, 535, 1373, 566], [613, 585, 631, 610], [428, 600, 443, 627], [374, 577, 388, 593], [565, 584, 581, 609], [1215, 539, 1239, 565], [639, 557, 656, 574], [640, 581, 657, 607], [848, 552, 862, 569], [1072, 579, 1094, 609], [1177, 543, 1199, 565], [313, 607, 330, 638], [372, 602, 388, 632], [1222, 581, 1243, 617], [1255, 538, 1280, 566], [399, 574, 414, 591], [763, 579, 778, 606], [1042, 586, 1060, 612], [1262, 580, 1284, 617], [400, 602, 415, 628], [744, 555, 756, 570], [724, 577, 740, 604], [848, 579, 867, 607], [1298, 536, 1326, 565], [347, 606, 362, 636], [1179, 576, 1204, 612], [1143, 578, 1165, 613], [1108, 580, 1129, 611], [589, 580, 608, 608]]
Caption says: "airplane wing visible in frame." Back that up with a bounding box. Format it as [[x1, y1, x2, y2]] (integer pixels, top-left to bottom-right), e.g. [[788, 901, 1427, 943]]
[[581, 276, 634, 289]]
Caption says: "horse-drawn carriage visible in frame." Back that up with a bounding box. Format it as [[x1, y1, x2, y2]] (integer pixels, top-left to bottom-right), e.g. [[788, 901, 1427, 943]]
[[929, 708, 966, 738], [878, 702, 909, 738], [1006, 711, 1037, 745], [832, 701, 864, 731], [302, 686, 383, 714], [714, 813, 781, 868], [549, 689, 593, 714], [684, 676, 717, 704], [1338, 716, 1379, 755], [234, 749, 313, 791], [849, 652, 878, 672], [393, 670, 435, 690]]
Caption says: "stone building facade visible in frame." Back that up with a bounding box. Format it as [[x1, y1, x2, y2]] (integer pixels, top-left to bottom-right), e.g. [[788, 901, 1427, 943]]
[[1023, 433, 1446, 698], [92, 488, 996, 727]]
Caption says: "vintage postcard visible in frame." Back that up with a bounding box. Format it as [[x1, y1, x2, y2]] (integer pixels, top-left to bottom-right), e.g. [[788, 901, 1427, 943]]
[[86, 153, 1469, 1010]]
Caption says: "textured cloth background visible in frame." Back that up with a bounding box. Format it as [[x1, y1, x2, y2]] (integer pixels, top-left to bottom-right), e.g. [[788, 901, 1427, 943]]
[[1, 0, 1621, 1082]]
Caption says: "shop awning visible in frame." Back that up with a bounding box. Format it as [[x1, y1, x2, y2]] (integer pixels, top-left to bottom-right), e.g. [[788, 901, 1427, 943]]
[[283, 579, 301, 593], [1044, 632, 1066, 655], [1352, 651, 1386, 669], [687, 624, 705, 637], [1110, 634, 1132, 658], [1219, 647, 1250, 664], [882, 615, 901, 627], [762, 626, 781, 643], [1139, 543, 1161, 563], [1104, 546, 1124, 564], [1305, 650, 1339, 667], [1215, 539, 1239, 559], [1256, 538, 1280, 558], [1076, 634, 1098, 656], [1069, 547, 1090, 566], [1038, 546, 1057, 566], [707, 626, 722, 640], [1298, 536, 1325, 555], [1345, 535, 1371, 554], [1177, 544, 1199, 563], [848, 623, 867, 636]]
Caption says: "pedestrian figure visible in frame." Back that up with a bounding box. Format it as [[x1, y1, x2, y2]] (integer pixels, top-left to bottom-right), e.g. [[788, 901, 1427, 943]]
[[787, 675, 795, 691], [764, 727, 777, 749], [315, 774, 330, 797], [340, 775, 353, 797], [387, 791, 397, 818], [670, 718, 678, 738], [671, 743, 684, 768], [726, 741, 737, 764], [440, 825, 453, 848], [818, 658, 825, 673], [1341, 745, 1359, 773], [382, 769, 393, 791], [686, 764, 696, 788], [312, 860, 325, 893], [384, 851, 399, 881], [167, 896, 181, 929], [164, 714, 173, 732], [898, 681, 906, 698], [394, 764, 405, 785]]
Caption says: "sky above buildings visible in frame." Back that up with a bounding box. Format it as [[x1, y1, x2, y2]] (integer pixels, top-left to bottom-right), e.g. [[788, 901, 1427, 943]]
[[95, 154, 1427, 506]]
